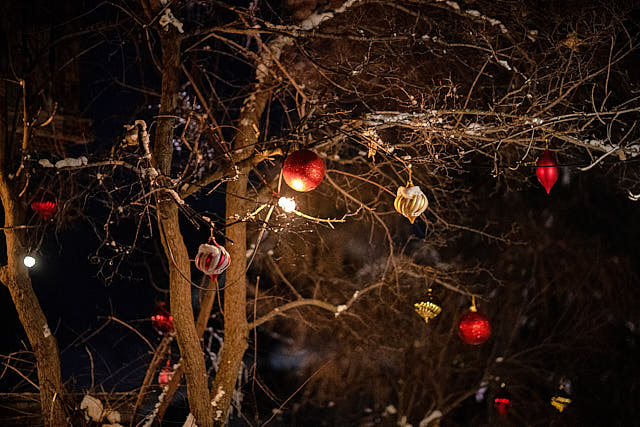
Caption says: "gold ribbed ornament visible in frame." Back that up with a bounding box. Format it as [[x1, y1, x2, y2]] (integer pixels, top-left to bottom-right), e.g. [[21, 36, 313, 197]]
[[414, 300, 442, 323], [551, 396, 571, 412], [394, 180, 428, 224]]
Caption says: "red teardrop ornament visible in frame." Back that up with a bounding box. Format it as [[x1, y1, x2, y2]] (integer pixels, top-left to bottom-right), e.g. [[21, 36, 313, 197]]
[[536, 150, 558, 194], [458, 310, 491, 345], [283, 149, 325, 192], [31, 200, 56, 220]]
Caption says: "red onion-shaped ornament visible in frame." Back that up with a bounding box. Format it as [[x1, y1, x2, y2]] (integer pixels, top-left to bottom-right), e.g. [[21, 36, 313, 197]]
[[195, 237, 230, 277], [536, 150, 558, 194], [283, 149, 325, 192], [458, 308, 491, 345], [158, 360, 174, 386], [31, 200, 56, 220], [151, 303, 174, 335], [494, 397, 510, 418]]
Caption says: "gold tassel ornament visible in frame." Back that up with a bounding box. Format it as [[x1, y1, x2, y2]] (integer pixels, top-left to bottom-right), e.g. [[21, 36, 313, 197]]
[[551, 396, 571, 412], [414, 288, 441, 323]]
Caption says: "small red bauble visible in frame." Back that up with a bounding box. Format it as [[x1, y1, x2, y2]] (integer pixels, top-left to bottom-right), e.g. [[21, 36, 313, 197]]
[[31, 200, 56, 220], [151, 303, 174, 335], [458, 310, 491, 345], [494, 397, 510, 418], [282, 149, 325, 192], [158, 360, 173, 386], [536, 150, 558, 194]]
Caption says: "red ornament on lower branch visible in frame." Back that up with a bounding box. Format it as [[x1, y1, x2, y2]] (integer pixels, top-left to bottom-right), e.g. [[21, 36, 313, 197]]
[[536, 150, 558, 194], [282, 149, 325, 192], [31, 200, 56, 220], [151, 303, 174, 335], [494, 397, 510, 418], [458, 300, 491, 345], [158, 360, 174, 386]]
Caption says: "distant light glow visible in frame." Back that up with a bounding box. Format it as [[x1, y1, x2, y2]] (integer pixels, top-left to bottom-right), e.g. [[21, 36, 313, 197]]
[[278, 196, 296, 213], [23, 256, 36, 268]]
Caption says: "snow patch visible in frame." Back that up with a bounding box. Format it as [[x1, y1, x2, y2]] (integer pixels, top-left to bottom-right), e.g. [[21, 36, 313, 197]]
[[497, 60, 512, 71], [80, 395, 103, 422], [159, 8, 184, 33], [55, 156, 88, 168], [419, 410, 443, 427], [182, 413, 198, 427], [211, 387, 225, 407]]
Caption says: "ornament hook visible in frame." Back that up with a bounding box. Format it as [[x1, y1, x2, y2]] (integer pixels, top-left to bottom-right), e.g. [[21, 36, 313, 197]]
[[470, 295, 478, 312]]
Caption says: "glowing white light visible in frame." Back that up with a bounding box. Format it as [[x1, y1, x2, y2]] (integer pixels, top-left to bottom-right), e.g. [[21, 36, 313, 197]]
[[290, 178, 305, 191], [23, 256, 36, 268], [278, 197, 296, 213]]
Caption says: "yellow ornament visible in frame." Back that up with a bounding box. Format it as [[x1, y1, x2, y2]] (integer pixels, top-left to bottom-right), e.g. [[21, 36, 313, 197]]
[[394, 180, 428, 224], [551, 396, 571, 412], [414, 301, 442, 323]]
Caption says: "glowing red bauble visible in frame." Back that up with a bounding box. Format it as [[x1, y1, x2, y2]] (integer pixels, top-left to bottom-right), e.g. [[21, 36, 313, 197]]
[[494, 397, 510, 418], [282, 149, 325, 192], [536, 150, 558, 194], [158, 361, 173, 386], [458, 310, 491, 345], [151, 303, 174, 335], [31, 200, 56, 220]]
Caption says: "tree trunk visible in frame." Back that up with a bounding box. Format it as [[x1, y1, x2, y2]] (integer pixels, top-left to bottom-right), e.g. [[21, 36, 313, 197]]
[[208, 48, 278, 424], [0, 185, 66, 426], [210, 175, 249, 424], [153, 33, 214, 426]]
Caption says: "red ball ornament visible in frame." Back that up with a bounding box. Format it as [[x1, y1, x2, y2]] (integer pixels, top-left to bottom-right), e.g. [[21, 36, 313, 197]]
[[536, 150, 558, 194], [458, 309, 491, 345], [31, 200, 56, 220], [158, 360, 174, 386], [282, 149, 325, 192], [151, 303, 174, 335]]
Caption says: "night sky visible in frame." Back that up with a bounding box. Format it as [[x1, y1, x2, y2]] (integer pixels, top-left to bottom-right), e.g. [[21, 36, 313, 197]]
[[1, 1, 640, 426]]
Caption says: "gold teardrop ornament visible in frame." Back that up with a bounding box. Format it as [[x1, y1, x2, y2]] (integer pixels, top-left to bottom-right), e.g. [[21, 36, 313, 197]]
[[414, 301, 442, 323], [550, 396, 571, 412], [394, 182, 428, 224]]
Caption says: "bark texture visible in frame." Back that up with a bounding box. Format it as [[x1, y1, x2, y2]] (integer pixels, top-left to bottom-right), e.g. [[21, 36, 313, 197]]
[[210, 175, 249, 424], [153, 33, 214, 425], [209, 72, 274, 422]]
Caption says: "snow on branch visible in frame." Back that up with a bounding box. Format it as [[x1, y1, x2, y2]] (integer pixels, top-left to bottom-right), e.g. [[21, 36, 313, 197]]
[[159, 8, 184, 33], [250, 0, 363, 96]]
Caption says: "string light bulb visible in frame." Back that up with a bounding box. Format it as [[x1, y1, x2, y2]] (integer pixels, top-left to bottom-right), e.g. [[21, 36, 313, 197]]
[[23, 256, 36, 268], [278, 196, 296, 213]]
